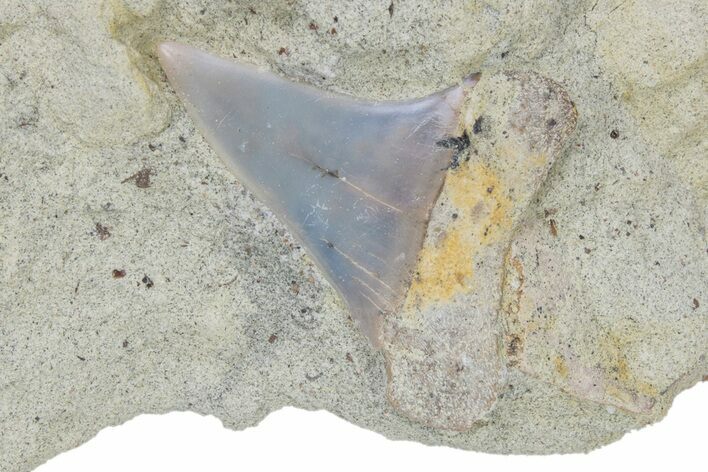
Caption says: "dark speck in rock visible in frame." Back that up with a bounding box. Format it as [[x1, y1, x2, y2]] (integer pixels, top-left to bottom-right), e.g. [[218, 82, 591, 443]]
[[473, 116, 484, 134], [549, 219, 558, 237], [437, 130, 470, 169], [95, 223, 111, 241], [141, 275, 154, 288], [122, 168, 153, 189]]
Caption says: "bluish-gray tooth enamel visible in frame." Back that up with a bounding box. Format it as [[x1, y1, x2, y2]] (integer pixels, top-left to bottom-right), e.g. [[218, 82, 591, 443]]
[[158, 42, 477, 347]]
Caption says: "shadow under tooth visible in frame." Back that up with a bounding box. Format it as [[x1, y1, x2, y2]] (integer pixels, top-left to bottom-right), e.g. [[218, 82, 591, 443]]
[[158, 42, 474, 347]]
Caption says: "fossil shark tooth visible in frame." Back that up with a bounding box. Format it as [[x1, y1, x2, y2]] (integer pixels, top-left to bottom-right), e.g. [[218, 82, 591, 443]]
[[158, 43, 577, 431], [157, 42, 478, 347]]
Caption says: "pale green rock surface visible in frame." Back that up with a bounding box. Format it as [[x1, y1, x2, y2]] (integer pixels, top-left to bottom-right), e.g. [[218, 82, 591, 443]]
[[0, 1, 705, 471]]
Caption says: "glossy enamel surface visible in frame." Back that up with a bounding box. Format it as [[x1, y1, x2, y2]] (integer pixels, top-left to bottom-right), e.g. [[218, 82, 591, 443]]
[[158, 42, 476, 346]]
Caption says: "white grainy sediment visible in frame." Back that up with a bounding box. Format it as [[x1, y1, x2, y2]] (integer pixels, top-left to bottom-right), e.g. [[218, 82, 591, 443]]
[[0, 1, 705, 470]]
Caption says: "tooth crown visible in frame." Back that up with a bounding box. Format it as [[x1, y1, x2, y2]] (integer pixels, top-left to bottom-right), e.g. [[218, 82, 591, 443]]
[[158, 42, 479, 347]]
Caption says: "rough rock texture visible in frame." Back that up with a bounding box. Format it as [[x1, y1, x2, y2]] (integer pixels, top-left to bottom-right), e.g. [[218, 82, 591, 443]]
[[384, 71, 578, 430], [0, 1, 705, 470]]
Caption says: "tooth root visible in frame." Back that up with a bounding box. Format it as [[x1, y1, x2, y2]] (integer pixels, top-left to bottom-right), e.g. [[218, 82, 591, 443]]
[[158, 42, 477, 346], [383, 71, 578, 430]]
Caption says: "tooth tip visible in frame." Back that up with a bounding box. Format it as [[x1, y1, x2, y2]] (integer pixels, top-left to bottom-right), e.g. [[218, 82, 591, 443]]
[[156, 41, 173, 60], [157, 42, 185, 72]]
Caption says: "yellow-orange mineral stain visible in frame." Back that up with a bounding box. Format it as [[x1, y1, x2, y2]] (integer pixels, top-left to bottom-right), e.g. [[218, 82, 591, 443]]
[[554, 355, 569, 379], [405, 162, 512, 308], [600, 330, 659, 401]]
